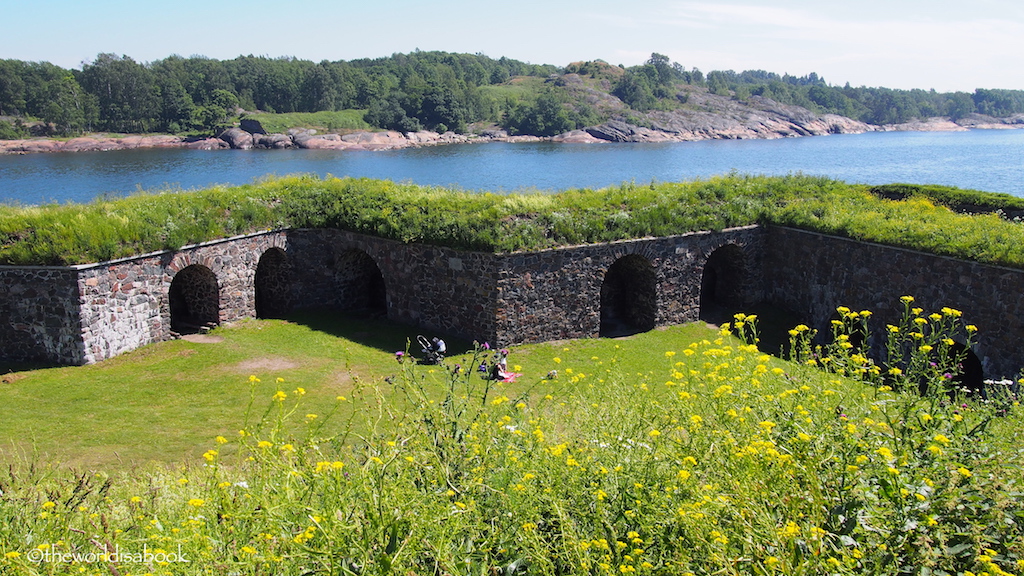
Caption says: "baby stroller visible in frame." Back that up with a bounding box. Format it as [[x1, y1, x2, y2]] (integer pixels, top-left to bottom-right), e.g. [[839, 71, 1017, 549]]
[[417, 334, 446, 365]]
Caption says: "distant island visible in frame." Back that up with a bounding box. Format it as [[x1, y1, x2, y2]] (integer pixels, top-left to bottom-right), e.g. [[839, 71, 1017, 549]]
[[2, 51, 1022, 154]]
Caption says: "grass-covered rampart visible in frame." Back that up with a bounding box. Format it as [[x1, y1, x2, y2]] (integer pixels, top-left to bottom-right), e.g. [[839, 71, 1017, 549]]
[[3, 174, 1024, 267]]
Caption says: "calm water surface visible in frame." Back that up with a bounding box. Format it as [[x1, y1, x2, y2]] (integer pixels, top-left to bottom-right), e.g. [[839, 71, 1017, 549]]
[[2, 129, 1023, 205]]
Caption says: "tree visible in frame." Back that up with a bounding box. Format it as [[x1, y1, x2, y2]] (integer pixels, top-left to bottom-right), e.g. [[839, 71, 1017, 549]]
[[646, 53, 679, 85], [614, 68, 658, 110], [946, 92, 976, 120], [0, 59, 28, 115], [78, 53, 160, 132], [41, 71, 97, 135], [364, 95, 422, 132], [158, 79, 196, 132], [421, 85, 469, 132], [502, 88, 573, 136], [301, 63, 338, 111]]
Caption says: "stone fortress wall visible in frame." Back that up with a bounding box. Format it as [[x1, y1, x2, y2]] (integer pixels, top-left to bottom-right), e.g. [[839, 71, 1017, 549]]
[[2, 225, 1021, 380]]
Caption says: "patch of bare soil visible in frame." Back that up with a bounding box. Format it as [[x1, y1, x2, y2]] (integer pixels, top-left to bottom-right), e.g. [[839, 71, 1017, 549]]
[[2, 373, 25, 384], [232, 357, 301, 374], [320, 369, 362, 398]]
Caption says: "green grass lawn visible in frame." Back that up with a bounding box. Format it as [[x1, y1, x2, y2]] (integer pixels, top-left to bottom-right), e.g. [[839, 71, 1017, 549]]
[[241, 110, 371, 134], [0, 312, 722, 469], [1, 308, 1020, 574]]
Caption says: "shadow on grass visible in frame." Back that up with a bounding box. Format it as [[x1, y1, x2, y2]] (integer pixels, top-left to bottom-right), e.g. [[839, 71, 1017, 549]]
[[0, 360, 63, 376], [699, 301, 807, 360], [281, 308, 479, 358]]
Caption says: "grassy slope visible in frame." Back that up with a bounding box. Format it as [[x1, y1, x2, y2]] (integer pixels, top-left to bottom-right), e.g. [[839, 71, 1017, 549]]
[[1, 310, 1019, 574], [0, 313, 719, 469]]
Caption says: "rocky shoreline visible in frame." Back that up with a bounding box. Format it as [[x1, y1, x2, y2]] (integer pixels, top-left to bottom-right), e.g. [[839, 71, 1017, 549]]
[[2, 107, 1022, 156], [0, 127, 529, 155]]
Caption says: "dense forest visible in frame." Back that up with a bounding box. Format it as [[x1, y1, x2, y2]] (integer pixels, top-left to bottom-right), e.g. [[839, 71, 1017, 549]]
[[2, 51, 1023, 139]]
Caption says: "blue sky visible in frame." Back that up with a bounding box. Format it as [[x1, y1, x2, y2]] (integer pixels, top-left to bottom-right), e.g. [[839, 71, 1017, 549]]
[[3, 0, 1023, 92]]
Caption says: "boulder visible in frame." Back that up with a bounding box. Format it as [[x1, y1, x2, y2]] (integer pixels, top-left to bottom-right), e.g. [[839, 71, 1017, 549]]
[[240, 118, 267, 134], [218, 127, 254, 150], [290, 131, 314, 147], [406, 130, 441, 144], [185, 137, 229, 150], [584, 120, 671, 142], [341, 131, 409, 150], [253, 133, 293, 149], [292, 133, 353, 150], [551, 130, 604, 143], [586, 120, 637, 142]]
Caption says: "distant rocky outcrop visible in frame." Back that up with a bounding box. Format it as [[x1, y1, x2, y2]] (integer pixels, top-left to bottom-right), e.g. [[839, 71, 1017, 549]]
[[3, 94, 1023, 156], [881, 113, 1024, 132], [578, 92, 876, 143], [0, 134, 227, 154]]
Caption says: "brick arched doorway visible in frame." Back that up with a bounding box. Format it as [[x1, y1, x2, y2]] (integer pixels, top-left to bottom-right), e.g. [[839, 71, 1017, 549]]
[[699, 244, 747, 322], [169, 264, 219, 335], [255, 247, 290, 319], [600, 254, 657, 337], [338, 249, 387, 313]]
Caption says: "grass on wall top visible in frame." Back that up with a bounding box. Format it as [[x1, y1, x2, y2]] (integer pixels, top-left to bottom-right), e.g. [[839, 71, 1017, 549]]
[[2, 173, 1024, 268]]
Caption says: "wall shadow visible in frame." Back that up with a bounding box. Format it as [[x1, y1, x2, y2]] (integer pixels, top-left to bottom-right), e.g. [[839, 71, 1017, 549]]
[[281, 309, 476, 358], [701, 301, 807, 360]]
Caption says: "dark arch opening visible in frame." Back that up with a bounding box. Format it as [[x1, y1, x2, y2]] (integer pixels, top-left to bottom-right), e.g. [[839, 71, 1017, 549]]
[[916, 341, 985, 398], [169, 264, 220, 335], [699, 244, 747, 323], [949, 342, 985, 397], [255, 247, 290, 319], [600, 254, 657, 337], [827, 309, 868, 354], [338, 249, 387, 314]]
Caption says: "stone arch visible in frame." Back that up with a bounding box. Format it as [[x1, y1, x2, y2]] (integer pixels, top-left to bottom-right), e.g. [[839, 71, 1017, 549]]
[[255, 247, 291, 319], [949, 341, 985, 397], [338, 249, 387, 313], [699, 243, 748, 321], [827, 309, 868, 353], [913, 341, 985, 398], [169, 264, 220, 334], [600, 254, 657, 337]]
